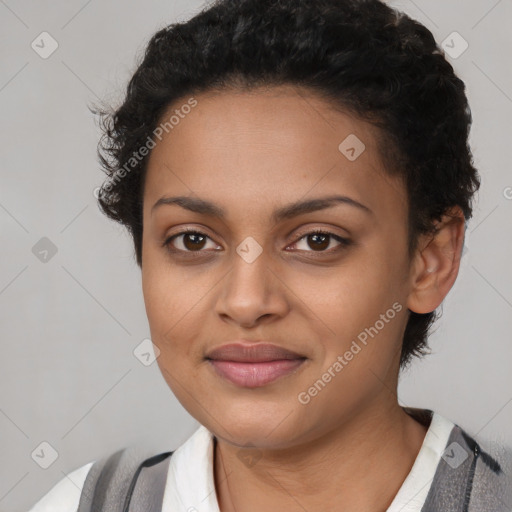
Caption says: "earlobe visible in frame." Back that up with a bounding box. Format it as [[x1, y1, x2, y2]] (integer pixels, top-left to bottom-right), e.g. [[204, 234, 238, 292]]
[[406, 207, 466, 314]]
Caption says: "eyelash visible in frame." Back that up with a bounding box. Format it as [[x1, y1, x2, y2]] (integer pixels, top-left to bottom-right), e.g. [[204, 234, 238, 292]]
[[162, 228, 352, 257]]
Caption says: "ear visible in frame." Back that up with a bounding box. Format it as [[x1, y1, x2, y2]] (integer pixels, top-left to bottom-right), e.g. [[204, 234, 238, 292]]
[[406, 206, 466, 314]]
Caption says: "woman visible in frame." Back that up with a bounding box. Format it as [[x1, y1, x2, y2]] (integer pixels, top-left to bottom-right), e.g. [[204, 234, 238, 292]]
[[29, 0, 512, 510]]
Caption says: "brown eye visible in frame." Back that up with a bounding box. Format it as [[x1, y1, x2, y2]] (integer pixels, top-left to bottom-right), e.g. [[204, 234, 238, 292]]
[[306, 233, 330, 251], [163, 230, 220, 253], [290, 230, 351, 253], [182, 232, 207, 251]]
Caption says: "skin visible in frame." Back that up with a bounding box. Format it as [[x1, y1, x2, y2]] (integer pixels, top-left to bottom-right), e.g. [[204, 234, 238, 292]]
[[141, 84, 465, 512]]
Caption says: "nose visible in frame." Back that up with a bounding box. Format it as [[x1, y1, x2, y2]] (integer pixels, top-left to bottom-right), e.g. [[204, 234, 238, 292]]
[[214, 249, 290, 328]]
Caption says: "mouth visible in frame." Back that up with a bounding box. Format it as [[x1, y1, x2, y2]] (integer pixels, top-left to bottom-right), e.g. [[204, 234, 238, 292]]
[[207, 359, 306, 388], [205, 341, 307, 388]]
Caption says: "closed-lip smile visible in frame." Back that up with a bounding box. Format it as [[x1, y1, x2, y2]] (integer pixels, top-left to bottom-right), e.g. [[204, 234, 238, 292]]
[[205, 341, 307, 388]]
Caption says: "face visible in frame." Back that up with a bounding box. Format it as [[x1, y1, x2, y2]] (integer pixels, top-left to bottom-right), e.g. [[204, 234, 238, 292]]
[[141, 85, 414, 449]]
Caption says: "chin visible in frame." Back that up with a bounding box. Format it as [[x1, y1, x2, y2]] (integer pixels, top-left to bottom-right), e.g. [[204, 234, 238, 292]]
[[205, 406, 306, 450]]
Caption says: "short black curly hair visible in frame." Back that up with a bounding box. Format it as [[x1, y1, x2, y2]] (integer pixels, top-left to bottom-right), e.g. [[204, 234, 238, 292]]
[[93, 0, 480, 369]]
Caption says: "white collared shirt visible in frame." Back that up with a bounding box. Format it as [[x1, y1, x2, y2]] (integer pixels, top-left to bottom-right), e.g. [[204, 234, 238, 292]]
[[28, 411, 455, 512]]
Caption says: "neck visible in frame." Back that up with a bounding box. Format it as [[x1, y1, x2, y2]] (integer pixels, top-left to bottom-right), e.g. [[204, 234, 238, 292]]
[[213, 400, 429, 512]]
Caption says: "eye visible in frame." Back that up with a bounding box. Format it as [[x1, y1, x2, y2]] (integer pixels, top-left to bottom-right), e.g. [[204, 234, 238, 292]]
[[163, 229, 221, 254], [288, 230, 351, 253], [162, 228, 352, 257]]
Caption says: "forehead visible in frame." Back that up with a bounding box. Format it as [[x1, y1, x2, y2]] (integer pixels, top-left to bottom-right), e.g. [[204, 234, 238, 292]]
[[143, 85, 407, 223]]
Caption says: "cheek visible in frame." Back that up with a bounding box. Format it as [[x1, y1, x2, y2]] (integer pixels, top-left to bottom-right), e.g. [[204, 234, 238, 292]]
[[298, 249, 403, 326], [142, 242, 193, 323], [302, 245, 407, 369], [141, 253, 210, 367], [141, 248, 184, 348]]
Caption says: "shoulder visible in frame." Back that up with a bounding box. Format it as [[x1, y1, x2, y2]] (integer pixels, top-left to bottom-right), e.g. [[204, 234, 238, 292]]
[[470, 431, 512, 488], [431, 420, 512, 511], [28, 443, 176, 512], [459, 426, 512, 481], [28, 461, 95, 512]]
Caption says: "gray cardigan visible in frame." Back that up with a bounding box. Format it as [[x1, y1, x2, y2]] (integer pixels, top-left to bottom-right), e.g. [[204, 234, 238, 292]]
[[76, 408, 512, 512], [408, 408, 512, 512]]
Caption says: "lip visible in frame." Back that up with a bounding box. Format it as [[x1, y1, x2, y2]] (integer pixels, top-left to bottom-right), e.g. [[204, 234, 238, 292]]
[[206, 341, 305, 362], [205, 341, 307, 388]]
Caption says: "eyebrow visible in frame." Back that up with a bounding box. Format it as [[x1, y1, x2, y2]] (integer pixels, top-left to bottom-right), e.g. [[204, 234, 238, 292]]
[[151, 194, 373, 222]]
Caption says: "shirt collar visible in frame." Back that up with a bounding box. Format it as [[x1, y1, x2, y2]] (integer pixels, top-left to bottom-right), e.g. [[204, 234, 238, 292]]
[[162, 409, 455, 512]]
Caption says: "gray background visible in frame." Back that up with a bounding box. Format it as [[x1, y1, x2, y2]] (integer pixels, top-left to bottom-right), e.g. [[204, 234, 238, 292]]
[[1, 0, 511, 510]]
